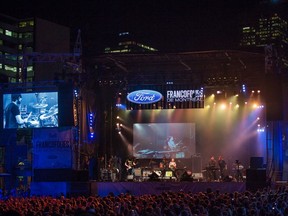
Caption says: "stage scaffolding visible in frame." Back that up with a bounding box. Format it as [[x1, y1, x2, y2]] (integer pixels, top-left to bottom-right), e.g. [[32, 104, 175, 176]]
[[86, 50, 288, 183]]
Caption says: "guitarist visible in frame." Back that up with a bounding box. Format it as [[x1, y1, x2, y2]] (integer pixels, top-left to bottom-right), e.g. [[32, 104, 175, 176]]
[[168, 158, 177, 170], [125, 156, 136, 176]]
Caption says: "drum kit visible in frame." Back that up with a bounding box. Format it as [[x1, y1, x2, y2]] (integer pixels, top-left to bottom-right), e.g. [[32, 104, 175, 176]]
[[131, 167, 179, 182], [26, 103, 58, 128]]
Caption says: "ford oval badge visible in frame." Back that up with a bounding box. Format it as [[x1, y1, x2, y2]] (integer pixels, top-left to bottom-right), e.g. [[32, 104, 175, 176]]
[[127, 90, 163, 104]]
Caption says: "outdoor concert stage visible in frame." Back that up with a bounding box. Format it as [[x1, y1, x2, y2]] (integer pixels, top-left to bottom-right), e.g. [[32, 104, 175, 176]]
[[30, 181, 248, 197]]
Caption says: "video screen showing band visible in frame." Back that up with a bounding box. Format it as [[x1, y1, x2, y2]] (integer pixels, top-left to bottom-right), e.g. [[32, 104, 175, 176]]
[[133, 123, 196, 159], [3, 92, 58, 129]]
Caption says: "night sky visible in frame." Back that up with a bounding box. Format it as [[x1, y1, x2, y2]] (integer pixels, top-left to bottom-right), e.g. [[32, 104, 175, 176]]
[[1, 0, 287, 54]]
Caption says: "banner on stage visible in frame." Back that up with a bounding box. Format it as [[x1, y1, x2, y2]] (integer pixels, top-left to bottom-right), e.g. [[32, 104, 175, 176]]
[[126, 85, 204, 109], [33, 128, 73, 169]]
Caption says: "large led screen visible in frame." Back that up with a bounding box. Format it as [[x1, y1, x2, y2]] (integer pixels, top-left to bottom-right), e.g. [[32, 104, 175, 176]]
[[3, 92, 58, 129], [133, 123, 196, 159]]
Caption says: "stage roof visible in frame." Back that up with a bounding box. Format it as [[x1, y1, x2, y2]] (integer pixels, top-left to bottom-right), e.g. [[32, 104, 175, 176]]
[[86, 50, 265, 89]]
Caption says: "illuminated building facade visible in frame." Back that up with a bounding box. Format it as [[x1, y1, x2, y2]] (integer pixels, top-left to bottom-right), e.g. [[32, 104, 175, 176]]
[[104, 32, 158, 53], [0, 14, 71, 83], [241, 14, 287, 47], [240, 13, 288, 71]]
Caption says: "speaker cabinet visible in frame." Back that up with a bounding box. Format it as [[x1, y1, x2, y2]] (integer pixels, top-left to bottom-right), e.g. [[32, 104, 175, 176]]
[[250, 157, 263, 169], [246, 169, 267, 191]]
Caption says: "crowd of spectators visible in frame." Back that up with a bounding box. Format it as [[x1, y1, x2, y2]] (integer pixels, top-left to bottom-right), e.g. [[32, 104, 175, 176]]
[[0, 185, 288, 216]]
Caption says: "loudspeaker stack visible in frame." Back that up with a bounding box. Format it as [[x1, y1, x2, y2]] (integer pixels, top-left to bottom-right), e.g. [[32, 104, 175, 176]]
[[246, 157, 267, 191]]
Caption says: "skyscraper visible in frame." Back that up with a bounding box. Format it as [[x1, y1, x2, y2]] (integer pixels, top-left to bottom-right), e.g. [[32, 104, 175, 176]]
[[240, 13, 288, 72], [0, 14, 71, 82], [104, 32, 158, 54]]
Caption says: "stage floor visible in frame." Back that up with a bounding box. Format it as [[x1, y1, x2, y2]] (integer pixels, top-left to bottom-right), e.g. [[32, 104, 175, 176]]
[[31, 181, 248, 197], [94, 181, 247, 197]]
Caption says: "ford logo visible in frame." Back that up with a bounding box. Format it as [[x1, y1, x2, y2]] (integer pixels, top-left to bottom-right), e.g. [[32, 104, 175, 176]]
[[127, 90, 163, 104]]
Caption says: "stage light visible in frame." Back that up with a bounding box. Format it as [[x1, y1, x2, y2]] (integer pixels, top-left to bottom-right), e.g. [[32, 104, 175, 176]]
[[257, 127, 265, 132], [74, 89, 79, 98], [242, 84, 246, 93], [252, 103, 258, 109], [88, 113, 94, 139], [90, 132, 94, 139], [116, 122, 122, 133], [220, 103, 227, 110]]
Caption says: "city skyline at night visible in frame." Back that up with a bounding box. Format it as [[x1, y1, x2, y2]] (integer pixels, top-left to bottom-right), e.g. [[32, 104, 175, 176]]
[[0, 0, 287, 54]]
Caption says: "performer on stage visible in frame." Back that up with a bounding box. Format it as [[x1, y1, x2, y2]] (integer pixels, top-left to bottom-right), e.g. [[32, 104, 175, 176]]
[[168, 158, 177, 170], [208, 156, 217, 181], [218, 156, 227, 181], [97, 156, 106, 181], [109, 155, 120, 182], [148, 159, 157, 169], [125, 156, 136, 176], [160, 156, 169, 170], [234, 160, 244, 182]]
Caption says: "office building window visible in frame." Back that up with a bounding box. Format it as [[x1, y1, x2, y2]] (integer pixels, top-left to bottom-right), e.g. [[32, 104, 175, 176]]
[[4, 30, 17, 38], [5, 54, 17, 61], [27, 66, 33, 72], [25, 46, 33, 52], [4, 65, 17, 73], [9, 77, 17, 83], [5, 30, 12, 36], [23, 32, 33, 39], [19, 20, 34, 28], [26, 77, 33, 82]]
